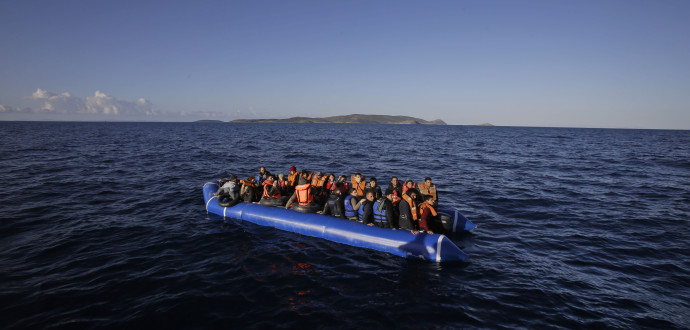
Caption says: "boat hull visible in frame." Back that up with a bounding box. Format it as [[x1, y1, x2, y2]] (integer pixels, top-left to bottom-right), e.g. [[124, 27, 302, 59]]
[[203, 181, 468, 262]]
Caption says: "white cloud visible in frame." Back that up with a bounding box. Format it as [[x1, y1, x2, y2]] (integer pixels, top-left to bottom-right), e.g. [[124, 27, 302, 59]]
[[28, 88, 155, 116]]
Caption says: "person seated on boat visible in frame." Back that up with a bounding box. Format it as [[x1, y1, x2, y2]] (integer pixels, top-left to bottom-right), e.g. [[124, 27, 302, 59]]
[[300, 169, 314, 184], [386, 176, 403, 207], [402, 179, 417, 195], [261, 175, 287, 206], [318, 182, 345, 218], [358, 189, 376, 225], [337, 175, 350, 195], [417, 177, 438, 207], [256, 166, 271, 185], [310, 171, 328, 204], [366, 177, 383, 200], [286, 166, 299, 194], [398, 188, 420, 234], [276, 173, 288, 195], [239, 176, 258, 203], [418, 195, 437, 234], [372, 190, 397, 229], [215, 175, 241, 207], [285, 177, 319, 211], [344, 187, 363, 221], [351, 173, 366, 197], [325, 173, 337, 192]]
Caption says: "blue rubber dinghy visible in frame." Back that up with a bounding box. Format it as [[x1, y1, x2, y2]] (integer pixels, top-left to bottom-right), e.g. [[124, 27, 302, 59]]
[[203, 181, 468, 262]]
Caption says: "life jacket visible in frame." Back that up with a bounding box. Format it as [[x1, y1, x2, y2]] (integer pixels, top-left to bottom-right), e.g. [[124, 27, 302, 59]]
[[339, 182, 350, 196], [344, 195, 357, 218], [357, 201, 366, 223], [351, 175, 366, 197], [401, 193, 418, 221], [391, 190, 402, 205], [372, 199, 389, 227], [419, 201, 438, 217], [262, 181, 281, 199], [295, 184, 313, 206], [287, 172, 299, 186], [418, 184, 437, 201], [402, 183, 417, 194], [240, 180, 256, 188]]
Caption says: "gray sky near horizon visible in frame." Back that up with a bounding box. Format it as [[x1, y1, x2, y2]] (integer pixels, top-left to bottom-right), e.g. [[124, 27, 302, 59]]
[[1, 0, 689, 129]]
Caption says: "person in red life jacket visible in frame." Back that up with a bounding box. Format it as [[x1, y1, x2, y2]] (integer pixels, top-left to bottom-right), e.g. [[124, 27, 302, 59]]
[[386, 176, 403, 205], [357, 190, 376, 226], [351, 173, 366, 197], [325, 173, 337, 192], [398, 188, 420, 234], [418, 177, 439, 207], [239, 176, 258, 203], [276, 173, 288, 195], [262, 175, 281, 199], [337, 175, 350, 195], [418, 195, 437, 234], [366, 177, 383, 199]]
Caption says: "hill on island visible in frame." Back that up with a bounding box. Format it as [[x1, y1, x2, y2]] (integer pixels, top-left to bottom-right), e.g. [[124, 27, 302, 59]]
[[232, 114, 446, 125]]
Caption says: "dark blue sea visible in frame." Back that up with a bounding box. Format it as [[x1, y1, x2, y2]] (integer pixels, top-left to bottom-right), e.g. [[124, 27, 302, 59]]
[[1, 121, 688, 329]]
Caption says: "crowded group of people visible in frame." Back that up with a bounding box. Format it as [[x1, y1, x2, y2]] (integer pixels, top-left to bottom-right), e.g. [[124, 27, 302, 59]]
[[214, 166, 441, 234]]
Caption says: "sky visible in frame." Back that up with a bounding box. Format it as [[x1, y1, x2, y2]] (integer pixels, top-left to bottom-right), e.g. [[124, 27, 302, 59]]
[[1, 0, 689, 129]]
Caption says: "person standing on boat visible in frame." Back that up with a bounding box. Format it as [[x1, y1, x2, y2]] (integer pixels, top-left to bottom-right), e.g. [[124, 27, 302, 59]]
[[366, 177, 383, 200], [398, 188, 420, 234], [372, 190, 397, 229], [418, 195, 437, 234], [417, 177, 438, 207], [318, 182, 345, 218], [358, 190, 376, 225]]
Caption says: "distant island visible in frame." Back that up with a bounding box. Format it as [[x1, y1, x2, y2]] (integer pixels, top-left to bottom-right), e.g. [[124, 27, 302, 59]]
[[232, 114, 446, 125]]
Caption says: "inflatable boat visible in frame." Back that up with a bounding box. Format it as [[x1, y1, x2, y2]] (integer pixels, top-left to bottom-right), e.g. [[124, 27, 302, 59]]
[[203, 180, 471, 262]]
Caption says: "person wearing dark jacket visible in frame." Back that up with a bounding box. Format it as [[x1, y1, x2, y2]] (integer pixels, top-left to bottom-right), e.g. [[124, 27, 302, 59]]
[[318, 183, 345, 218], [372, 191, 397, 229], [357, 190, 376, 225], [398, 188, 420, 234], [366, 177, 383, 200]]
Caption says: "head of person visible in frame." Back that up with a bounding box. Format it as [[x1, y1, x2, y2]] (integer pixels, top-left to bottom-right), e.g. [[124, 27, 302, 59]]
[[278, 173, 285, 180], [391, 176, 398, 186], [386, 191, 394, 201], [328, 174, 335, 182], [424, 177, 432, 187], [355, 173, 362, 183], [405, 180, 414, 188], [301, 170, 309, 178], [366, 190, 375, 202], [315, 171, 322, 178], [247, 176, 254, 183], [266, 175, 274, 183], [260, 166, 266, 174], [229, 174, 237, 182], [290, 166, 296, 173], [369, 177, 377, 187], [349, 187, 358, 195], [338, 175, 346, 182], [424, 195, 434, 204]]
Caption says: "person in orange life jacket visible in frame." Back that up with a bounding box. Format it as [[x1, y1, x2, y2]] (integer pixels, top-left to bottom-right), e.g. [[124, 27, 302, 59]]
[[344, 187, 364, 221], [358, 190, 376, 225], [286, 166, 299, 194], [351, 173, 366, 197], [284, 174, 317, 209], [239, 176, 258, 203], [366, 177, 383, 199], [418, 177, 438, 207], [318, 182, 345, 218], [398, 188, 420, 234], [402, 179, 417, 195], [372, 190, 397, 229], [418, 195, 437, 234], [311, 171, 328, 204], [262, 175, 282, 199]]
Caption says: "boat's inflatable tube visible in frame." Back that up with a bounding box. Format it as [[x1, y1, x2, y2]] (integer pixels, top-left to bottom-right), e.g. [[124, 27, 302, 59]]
[[203, 181, 468, 262], [436, 208, 477, 232], [291, 203, 321, 213]]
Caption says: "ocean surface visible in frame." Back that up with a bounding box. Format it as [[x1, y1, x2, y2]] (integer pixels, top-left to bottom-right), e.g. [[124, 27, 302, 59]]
[[1, 121, 688, 329]]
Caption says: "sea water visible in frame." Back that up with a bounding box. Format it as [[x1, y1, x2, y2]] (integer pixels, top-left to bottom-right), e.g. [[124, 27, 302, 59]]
[[1, 121, 688, 328]]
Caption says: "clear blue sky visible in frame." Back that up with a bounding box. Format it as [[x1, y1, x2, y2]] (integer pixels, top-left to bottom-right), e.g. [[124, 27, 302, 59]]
[[1, 0, 689, 129]]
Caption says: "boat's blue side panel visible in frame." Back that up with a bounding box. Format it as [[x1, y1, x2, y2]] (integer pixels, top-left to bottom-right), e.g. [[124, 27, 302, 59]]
[[438, 208, 477, 232], [203, 181, 468, 262]]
